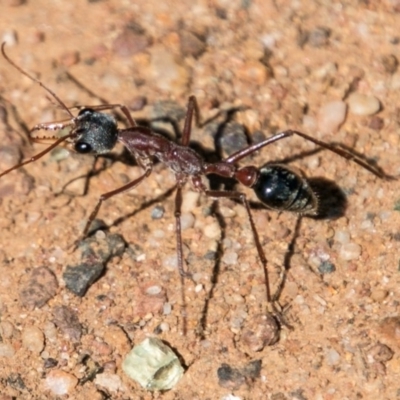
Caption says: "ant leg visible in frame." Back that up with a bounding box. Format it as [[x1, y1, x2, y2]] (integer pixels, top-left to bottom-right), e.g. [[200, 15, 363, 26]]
[[205, 189, 295, 328], [70, 104, 137, 127], [81, 167, 152, 238], [181, 96, 200, 147], [1, 43, 74, 119], [174, 185, 192, 278], [225, 129, 390, 179], [0, 133, 74, 178], [204, 189, 271, 303]]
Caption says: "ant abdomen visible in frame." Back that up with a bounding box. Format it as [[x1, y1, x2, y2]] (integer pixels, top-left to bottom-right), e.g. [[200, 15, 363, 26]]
[[252, 163, 318, 215]]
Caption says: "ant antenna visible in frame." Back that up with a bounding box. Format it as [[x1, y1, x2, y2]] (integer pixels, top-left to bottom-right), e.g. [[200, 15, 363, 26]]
[[1, 42, 74, 119]]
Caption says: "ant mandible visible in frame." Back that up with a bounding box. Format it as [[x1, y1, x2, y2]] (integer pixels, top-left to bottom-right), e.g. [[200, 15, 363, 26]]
[[0, 43, 389, 315]]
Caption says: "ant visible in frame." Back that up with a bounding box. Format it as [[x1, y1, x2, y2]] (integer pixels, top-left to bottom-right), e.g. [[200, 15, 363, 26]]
[[0, 43, 390, 323]]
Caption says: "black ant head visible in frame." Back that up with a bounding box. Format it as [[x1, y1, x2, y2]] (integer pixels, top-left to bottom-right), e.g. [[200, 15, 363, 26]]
[[72, 108, 118, 155]]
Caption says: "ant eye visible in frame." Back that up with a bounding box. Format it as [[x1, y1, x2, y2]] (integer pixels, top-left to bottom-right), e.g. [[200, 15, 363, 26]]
[[75, 142, 92, 153], [78, 108, 94, 116]]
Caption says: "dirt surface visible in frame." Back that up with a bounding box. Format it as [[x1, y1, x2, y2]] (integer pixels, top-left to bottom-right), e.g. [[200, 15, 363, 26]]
[[1, 1, 400, 399]]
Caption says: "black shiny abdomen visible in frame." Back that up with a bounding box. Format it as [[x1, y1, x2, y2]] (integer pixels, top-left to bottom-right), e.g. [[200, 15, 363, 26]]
[[252, 163, 317, 214]]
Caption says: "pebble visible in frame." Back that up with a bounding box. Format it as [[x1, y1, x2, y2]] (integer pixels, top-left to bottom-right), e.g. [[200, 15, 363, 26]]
[[45, 370, 78, 396], [0, 321, 15, 339], [43, 358, 58, 369], [59, 51, 80, 67], [368, 116, 384, 130], [368, 343, 394, 362], [334, 229, 350, 244], [0, 145, 20, 171], [221, 395, 242, 400], [52, 306, 82, 343], [112, 28, 151, 57], [180, 212, 195, 230], [2, 30, 18, 46], [235, 60, 270, 85], [21, 326, 45, 354], [379, 316, 400, 346], [240, 313, 279, 351], [222, 251, 238, 265], [179, 30, 206, 58], [0, 343, 15, 358], [163, 303, 172, 315], [43, 321, 58, 343], [203, 221, 221, 239], [123, 337, 184, 391], [371, 289, 388, 302], [182, 191, 200, 213], [5, 0, 25, 5], [94, 373, 122, 393], [325, 348, 340, 366], [219, 122, 248, 155], [307, 26, 331, 47], [19, 267, 58, 309], [159, 322, 170, 332], [63, 262, 105, 297], [217, 364, 245, 390], [347, 93, 380, 116], [128, 95, 147, 112], [149, 46, 190, 94], [162, 254, 178, 270], [106, 233, 127, 257], [339, 242, 362, 261], [317, 101, 347, 134], [318, 261, 336, 274], [151, 205, 165, 219], [381, 54, 398, 74], [146, 285, 162, 296], [151, 100, 187, 121]]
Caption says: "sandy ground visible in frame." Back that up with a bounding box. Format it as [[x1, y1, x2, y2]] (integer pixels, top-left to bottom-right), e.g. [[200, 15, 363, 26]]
[[1, 0, 400, 399]]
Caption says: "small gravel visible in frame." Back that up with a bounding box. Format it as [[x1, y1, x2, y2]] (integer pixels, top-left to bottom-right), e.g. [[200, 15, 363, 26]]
[[318, 261, 336, 274], [151, 205, 165, 219], [222, 251, 238, 265], [94, 372, 122, 393], [317, 101, 347, 134], [63, 262, 105, 297], [21, 326, 45, 354], [163, 303, 172, 315], [19, 267, 58, 309], [325, 348, 340, 366], [240, 313, 279, 351], [52, 306, 82, 343], [217, 364, 246, 390], [2, 30, 18, 46], [334, 229, 350, 244], [307, 26, 331, 47], [219, 122, 248, 155], [347, 93, 381, 116], [182, 191, 200, 213], [149, 46, 190, 94], [45, 370, 78, 396], [0, 321, 14, 339], [146, 285, 162, 295], [0, 343, 15, 358], [180, 212, 196, 230], [339, 242, 362, 260], [203, 221, 221, 239], [180, 30, 207, 58], [112, 26, 151, 57]]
